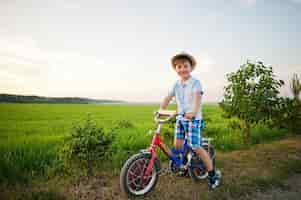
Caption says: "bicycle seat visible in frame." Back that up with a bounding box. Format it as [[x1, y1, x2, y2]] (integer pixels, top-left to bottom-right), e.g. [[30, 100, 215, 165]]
[[202, 137, 213, 142]]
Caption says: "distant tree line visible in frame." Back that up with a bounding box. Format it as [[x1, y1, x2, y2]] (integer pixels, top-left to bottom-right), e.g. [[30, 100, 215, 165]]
[[0, 94, 125, 104]]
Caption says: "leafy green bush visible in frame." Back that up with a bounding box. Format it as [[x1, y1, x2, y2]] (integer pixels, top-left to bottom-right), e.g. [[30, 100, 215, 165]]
[[250, 124, 288, 144], [220, 61, 284, 144], [205, 125, 220, 136], [211, 129, 243, 151], [113, 119, 134, 129], [228, 118, 242, 130], [272, 98, 301, 133], [60, 115, 114, 175]]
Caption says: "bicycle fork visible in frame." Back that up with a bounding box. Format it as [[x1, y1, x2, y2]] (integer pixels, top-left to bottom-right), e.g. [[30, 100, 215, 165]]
[[144, 125, 172, 176]]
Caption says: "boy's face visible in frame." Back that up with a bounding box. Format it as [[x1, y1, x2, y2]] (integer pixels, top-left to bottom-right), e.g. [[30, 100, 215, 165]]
[[174, 58, 192, 80]]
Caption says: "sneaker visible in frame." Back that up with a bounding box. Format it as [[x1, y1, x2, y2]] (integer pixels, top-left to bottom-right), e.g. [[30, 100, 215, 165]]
[[208, 170, 221, 190], [178, 169, 188, 177], [177, 164, 188, 177]]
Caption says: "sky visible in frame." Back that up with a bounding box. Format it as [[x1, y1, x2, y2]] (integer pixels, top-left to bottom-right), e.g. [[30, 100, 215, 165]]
[[0, 0, 300, 102]]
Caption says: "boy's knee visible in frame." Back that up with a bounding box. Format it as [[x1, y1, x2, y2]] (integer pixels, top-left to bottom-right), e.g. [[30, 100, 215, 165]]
[[174, 139, 183, 150], [193, 146, 205, 153]]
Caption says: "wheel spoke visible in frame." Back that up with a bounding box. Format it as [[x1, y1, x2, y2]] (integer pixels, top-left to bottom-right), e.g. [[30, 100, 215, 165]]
[[141, 159, 148, 176], [128, 179, 141, 191], [128, 170, 139, 178]]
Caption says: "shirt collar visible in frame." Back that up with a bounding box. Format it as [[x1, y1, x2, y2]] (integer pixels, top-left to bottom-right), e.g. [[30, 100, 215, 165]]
[[180, 76, 193, 86]]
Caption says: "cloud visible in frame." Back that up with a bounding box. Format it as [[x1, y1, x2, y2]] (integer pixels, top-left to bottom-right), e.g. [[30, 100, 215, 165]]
[[0, 35, 110, 97], [238, 0, 257, 7], [236, 0, 301, 7], [244, 0, 257, 6], [194, 54, 215, 73], [289, 0, 301, 4]]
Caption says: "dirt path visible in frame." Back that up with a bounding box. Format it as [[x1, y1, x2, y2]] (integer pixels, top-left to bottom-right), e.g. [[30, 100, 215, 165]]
[[2, 136, 301, 200], [68, 135, 301, 200], [246, 174, 301, 200]]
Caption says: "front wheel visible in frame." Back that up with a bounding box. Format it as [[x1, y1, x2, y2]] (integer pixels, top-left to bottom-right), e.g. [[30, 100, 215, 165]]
[[120, 152, 160, 196]]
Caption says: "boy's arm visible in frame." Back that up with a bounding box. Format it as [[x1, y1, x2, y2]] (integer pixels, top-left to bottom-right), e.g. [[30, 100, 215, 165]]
[[193, 92, 201, 115], [161, 81, 176, 110], [160, 95, 173, 110]]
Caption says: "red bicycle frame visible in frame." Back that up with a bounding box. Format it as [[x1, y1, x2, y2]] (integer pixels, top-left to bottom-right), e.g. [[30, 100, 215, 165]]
[[144, 124, 171, 176]]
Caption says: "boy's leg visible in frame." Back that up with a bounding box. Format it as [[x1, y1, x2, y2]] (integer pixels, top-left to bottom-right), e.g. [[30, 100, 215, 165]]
[[173, 119, 187, 175], [186, 119, 213, 170], [174, 138, 184, 150], [169, 119, 185, 167], [188, 119, 221, 189], [193, 147, 213, 171], [174, 119, 184, 151]]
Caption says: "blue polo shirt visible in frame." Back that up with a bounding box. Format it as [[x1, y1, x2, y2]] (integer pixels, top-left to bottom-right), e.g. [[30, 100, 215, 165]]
[[168, 76, 204, 120]]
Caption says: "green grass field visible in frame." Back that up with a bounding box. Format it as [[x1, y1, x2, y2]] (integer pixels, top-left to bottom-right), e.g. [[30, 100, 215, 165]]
[[0, 103, 289, 185]]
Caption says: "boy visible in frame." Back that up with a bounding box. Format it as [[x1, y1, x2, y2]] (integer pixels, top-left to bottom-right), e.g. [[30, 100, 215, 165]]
[[160, 52, 221, 190]]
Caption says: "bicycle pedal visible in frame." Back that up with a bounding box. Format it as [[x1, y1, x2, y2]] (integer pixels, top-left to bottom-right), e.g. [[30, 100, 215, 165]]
[[159, 168, 172, 175]]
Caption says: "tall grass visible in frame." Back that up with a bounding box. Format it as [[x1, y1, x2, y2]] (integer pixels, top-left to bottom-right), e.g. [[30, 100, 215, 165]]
[[0, 136, 60, 184], [0, 103, 289, 184]]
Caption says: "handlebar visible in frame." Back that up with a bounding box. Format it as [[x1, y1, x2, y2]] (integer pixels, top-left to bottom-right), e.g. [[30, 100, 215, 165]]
[[154, 110, 177, 124]]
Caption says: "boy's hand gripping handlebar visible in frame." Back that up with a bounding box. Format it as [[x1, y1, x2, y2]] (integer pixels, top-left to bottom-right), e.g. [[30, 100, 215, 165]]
[[154, 110, 177, 124]]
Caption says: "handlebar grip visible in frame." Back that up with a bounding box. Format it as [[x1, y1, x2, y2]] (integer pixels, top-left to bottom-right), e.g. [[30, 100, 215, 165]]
[[154, 114, 175, 123]]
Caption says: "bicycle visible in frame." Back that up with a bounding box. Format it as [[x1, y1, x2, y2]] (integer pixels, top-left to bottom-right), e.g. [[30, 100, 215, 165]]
[[120, 110, 216, 196]]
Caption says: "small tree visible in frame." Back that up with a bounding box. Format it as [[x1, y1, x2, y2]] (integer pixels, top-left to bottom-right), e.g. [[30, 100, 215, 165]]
[[290, 73, 301, 101], [275, 73, 301, 133], [273, 97, 301, 132], [61, 115, 114, 176], [220, 61, 284, 144]]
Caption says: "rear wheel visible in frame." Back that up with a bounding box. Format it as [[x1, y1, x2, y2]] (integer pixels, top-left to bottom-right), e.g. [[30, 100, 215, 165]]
[[188, 159, 208, 180], [120, 152, 160, 196], [189, 145, 215, 181]]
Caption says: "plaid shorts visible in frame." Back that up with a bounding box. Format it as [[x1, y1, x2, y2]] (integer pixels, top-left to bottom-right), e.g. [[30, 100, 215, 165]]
[[174, 118, 203, 149]]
